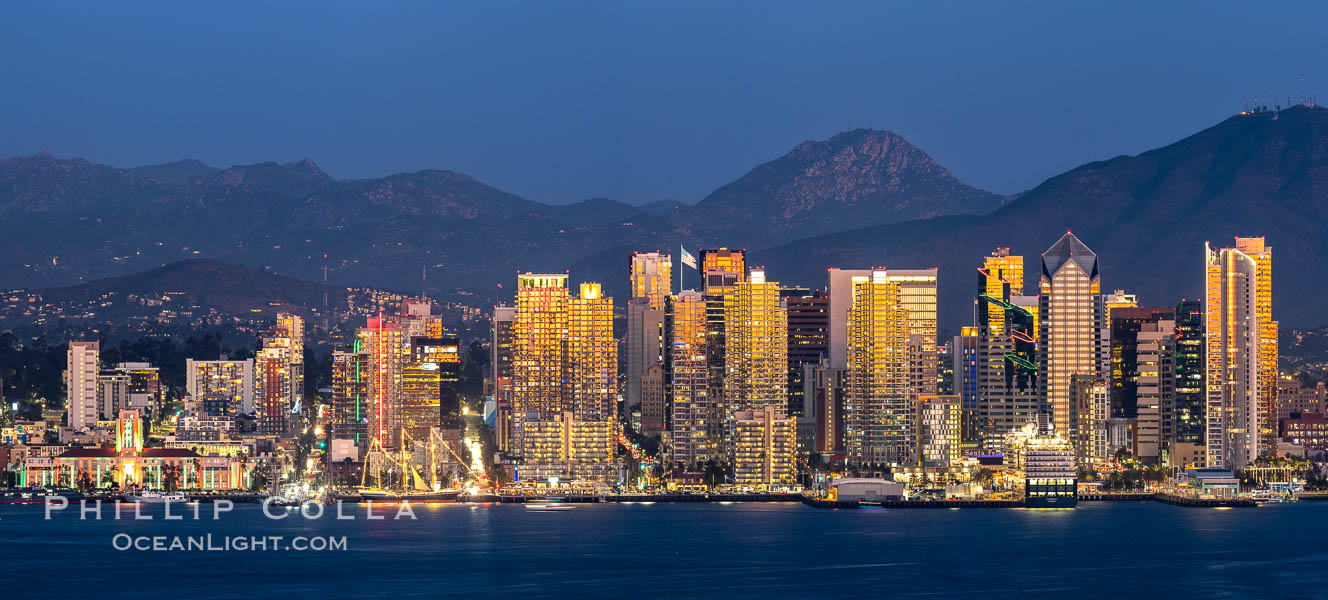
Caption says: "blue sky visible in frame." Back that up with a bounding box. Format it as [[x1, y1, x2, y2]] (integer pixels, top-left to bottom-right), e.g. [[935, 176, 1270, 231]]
[[3, 2, 1326, 204]]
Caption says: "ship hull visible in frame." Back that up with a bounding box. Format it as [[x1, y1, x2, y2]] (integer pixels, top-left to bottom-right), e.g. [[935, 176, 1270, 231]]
[[1025, 495, 1078, 508]]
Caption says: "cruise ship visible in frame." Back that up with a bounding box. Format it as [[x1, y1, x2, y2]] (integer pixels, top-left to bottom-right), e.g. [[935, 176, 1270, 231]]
[[1024, 446, 1078, 508]]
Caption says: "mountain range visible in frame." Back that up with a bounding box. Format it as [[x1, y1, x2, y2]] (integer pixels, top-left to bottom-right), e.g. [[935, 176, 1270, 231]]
[[2, 106, 1325, 329]]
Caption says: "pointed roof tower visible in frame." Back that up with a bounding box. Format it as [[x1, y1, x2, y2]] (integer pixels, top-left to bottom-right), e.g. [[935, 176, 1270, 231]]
[[1041, 231, 1099, 280]]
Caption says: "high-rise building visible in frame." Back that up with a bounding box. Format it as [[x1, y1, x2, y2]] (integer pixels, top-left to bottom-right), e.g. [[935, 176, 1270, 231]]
[[360, 315, 406, 446], [1134, 319, 1176, 462], [700, 248, 746, 296], [516, 411, 619, 483], [401, 337, 462, 443], [980, 248, 1024, 335], [255, 314, 305, 436], [96, 372, 129, 422], [890, 269, 939, 402], [804, 359, 846, 454], [919, 394, 962, 467], [668, 291, 711, 466], [630, 251, 672, 311], [828, 268, 871, 369], [507, 274, 617, 479], [845, 270, 911, 467], [490, 305, 517, 451], [186, 359, 255, 417], [1205, 238, 1277, 469], [731, 406, 796, 489], [1070, 375, 1109, 465], [786, 290, 829, 422], [701, 248, 745, 457], [952, 327, 981, 447], [1110, 307, 1177, 419], [1173, 300, 1205, 448], [976, 250, 1040, 449], [1039, 232, 1105, 439], [724, 269, 788, 417], [513, 274, 570, 421], [567, 282, 616, 422], [625, 298, 665, 429], [66, 341, 99, 430], [330, 344, 370, 444]]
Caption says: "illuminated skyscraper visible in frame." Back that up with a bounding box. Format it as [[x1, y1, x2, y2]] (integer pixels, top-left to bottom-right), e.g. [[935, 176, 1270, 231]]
[[669, 291, 711, 466], [513, 274, 570, 420], [359, 315, 405, 446], [66, 341, 100, 430], [568, 282, 616, 422], [401, 337, 461, 443], [701, 248, 746, 453], [1172, 300, 1205, 448], [786, 290, 829, 425], [1070, 375, 1109, 465], [976, 249, 1040, 449], [980, 248, 1024, 335], [490, 305, 517, 451], [724, 269, 788, 416], [331, 344, 370, 445], [1205, 237, 1277, 469], [186, 359, 254, 417], [1038, 232, 1105, 440], [919, 394, 962, 467], [630, 251, 672, 310], [845, 270, 911, 467], [889, 268, 939, 401], [732, 405, 797, 489]]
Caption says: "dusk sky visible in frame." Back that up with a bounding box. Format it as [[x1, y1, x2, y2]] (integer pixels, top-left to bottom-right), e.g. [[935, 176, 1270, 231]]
[[4, 2, 1326, 204]]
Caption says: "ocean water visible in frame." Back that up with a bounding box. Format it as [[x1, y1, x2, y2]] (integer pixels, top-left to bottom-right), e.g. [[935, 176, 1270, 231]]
[[2, 501, 1326, 598]]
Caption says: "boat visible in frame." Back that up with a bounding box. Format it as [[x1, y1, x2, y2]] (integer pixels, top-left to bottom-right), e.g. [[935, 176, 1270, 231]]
[[0, 489, 86, 504], [526, 498, 575, 511], [124, 490, 188, 503]]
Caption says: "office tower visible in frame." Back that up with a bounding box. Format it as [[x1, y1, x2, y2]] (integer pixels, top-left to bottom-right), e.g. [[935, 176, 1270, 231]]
[[1134, 319, 1176, 462], [952, 327, 980, 446], [66, 341, 100, 430], [668, 291, 710, 466], [625, 298, 665, 429], [1039, 232, 1105, 438], [731, 405, 797, 489], [1109, 307, 1177, 419], [786, 290, 829, 422], [844, 270, 911, 467], [568, 283, 616, 422], [1205, 238, 1277, 469], [186, 359, 255, 416], [828, 268, 872, 369], [276, 313, 306, 410], [919, 395, 962, 467], [1070, 375, 1109, 464], [1173, 300, 1205, 448], [724, 269, 788, 416], [513, 274, 570, 421], [490, 306, 517, 451], [979, 248, 1024, 334], [360, 315, 405, 446], [700, 248, 746, 295], [804, 359, 846, 454], [630, 251, 672, 310], [331, 344, 370, 444], [401, 337, 462, 443], [976, 250, 1040, 449]]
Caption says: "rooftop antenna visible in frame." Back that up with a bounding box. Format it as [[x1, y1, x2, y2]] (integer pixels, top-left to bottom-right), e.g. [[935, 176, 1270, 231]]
[[421, 265, 427, 300], [322, 253, 329, 330]]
